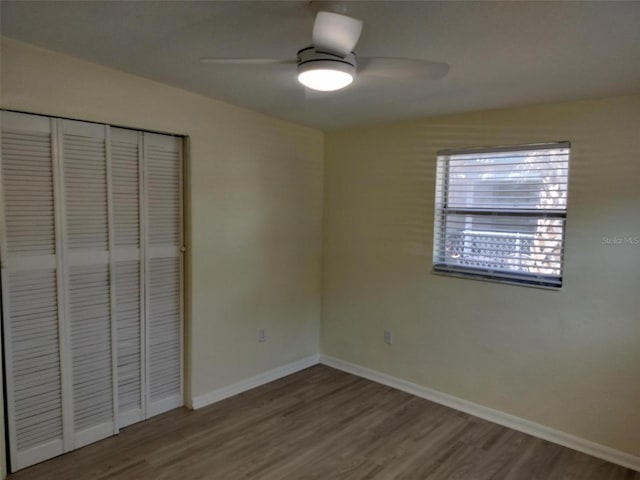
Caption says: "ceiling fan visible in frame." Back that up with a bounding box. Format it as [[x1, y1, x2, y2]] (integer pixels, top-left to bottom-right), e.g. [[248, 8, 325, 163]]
[[200, 9, 449, 92]]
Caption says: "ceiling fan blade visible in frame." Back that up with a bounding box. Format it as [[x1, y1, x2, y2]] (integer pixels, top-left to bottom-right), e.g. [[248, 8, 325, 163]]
[[359, 57, 450, 80], [200, 58, 295, 65], [312, 11, 363, 57]]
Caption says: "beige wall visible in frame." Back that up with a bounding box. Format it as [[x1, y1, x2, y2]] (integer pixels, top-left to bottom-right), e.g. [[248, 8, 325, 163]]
[[322, 95, 640, 456], [0, 34, 323, 453]]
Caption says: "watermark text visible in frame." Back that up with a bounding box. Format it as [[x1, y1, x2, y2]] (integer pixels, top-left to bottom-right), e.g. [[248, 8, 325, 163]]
[[601, 236, 639, 245]]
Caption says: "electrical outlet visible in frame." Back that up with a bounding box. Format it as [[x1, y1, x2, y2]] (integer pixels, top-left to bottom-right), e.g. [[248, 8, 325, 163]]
[[384, 329, 392, 345], [258, 328, 267, 343]]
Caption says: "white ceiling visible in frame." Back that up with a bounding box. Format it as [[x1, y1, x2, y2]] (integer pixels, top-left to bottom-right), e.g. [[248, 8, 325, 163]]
[[2, 1, 640, 131]]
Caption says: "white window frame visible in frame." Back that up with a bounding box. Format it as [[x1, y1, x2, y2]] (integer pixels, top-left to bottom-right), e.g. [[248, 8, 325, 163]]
[[432, 142, 570, 289]]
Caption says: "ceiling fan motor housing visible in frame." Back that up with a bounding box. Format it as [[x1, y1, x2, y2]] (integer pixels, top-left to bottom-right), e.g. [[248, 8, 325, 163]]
[[297, 46, 357, 78]]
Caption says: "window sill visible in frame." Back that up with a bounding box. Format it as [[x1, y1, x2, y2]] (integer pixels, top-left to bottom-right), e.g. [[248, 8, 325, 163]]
[[431, 269, 562, 291]]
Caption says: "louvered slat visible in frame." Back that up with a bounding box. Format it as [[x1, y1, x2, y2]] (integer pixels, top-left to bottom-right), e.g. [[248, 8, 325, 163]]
[[68, 266, 113, 432], [2, 131, 55, 255], [115, 260, 142, 423], [63, 131, 108, 251], [144, 133, 182, 416], [147, 144, 180, 247], [8, 270, 63, 450], [112, 132, 140, 248], [148, 258, 181, 401]]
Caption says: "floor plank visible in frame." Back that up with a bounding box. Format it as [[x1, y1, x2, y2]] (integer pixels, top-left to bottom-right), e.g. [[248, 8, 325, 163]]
[[8, 365, 640, 479]]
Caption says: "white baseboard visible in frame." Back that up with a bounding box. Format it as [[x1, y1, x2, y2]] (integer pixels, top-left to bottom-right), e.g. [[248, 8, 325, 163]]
[[320, 354, 640, 473], [192, 354, 320, 410]]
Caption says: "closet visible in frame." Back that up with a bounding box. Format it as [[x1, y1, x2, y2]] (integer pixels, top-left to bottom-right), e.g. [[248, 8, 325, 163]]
[[0, 111, 184, 471]]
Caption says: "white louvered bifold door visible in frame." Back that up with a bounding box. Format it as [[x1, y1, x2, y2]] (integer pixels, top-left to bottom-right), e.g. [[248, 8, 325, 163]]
[[110, 128, 145, 428], [143, 133, 183, 417], [2, 114, 183, 472], [0, 111, 68, 470], [60, 119, 116, 448]]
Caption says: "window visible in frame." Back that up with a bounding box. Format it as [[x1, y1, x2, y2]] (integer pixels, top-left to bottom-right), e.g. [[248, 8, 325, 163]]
[[433, 142, 570, 288]]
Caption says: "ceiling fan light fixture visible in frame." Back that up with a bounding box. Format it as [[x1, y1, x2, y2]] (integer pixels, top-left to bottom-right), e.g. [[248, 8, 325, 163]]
[[297, 48, 356, 91], [298, 66, 353, 91]]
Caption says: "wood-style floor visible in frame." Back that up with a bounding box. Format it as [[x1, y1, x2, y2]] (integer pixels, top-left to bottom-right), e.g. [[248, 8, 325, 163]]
[[9, 365, 640, 480]]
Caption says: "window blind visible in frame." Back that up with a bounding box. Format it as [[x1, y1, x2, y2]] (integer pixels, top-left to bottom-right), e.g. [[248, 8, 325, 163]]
[[433, 142, 570, 288]]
